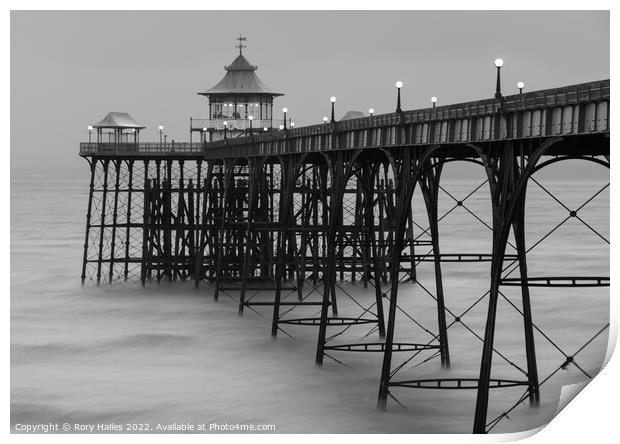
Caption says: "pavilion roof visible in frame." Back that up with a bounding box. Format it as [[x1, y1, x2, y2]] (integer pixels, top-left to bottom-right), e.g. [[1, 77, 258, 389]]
[[200, 54, 283, 97], [93, 112, 145, 129], [340, 111, 366, 121]]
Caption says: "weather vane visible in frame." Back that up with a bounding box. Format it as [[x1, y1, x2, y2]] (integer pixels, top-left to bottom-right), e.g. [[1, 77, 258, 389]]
[[235, 35, 247, 55]]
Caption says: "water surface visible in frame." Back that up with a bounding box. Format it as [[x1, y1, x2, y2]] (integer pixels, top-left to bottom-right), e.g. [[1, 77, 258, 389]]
[[10, 166, 609, 433]]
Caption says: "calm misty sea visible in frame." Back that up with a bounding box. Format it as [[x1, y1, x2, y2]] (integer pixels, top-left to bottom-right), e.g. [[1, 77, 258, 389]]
[[10, 164, 609, 434]]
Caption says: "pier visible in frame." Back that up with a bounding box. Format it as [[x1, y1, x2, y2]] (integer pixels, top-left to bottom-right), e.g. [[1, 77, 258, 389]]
[[79, 43, 609, 433]]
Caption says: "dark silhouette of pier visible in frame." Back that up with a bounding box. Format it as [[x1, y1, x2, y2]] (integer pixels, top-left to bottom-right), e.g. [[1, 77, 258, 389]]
[[79, 64, 609, 433]]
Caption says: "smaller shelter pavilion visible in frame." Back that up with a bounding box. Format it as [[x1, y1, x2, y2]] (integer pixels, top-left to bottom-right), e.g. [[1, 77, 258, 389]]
[[340, 110, 366, 121], [92, 112, 145, 144]]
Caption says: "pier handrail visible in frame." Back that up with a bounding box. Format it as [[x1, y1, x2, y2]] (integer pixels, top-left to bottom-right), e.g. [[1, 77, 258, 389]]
[[79, 79, 609, 159], [205, 79, 610, 149], [79, 142, 205, 156], [201, 79, 609, 159]]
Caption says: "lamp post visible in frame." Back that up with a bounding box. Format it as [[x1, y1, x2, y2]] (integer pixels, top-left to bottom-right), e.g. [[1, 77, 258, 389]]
[[494, 58, 504, 99], [202, 127, 207, 143], [88, 125, 93, 143], [249, 115, 253, 131], [282, 108, 288, 129], [517, 81, 525, 94], [158, 125, 164, 144], [395, 81, 403, 113], [431, 96, 438, 108], [323, 116, 328, 124], [330, 97, 336, 123], [369, 108, 374, 117], [223, 121, 228, 139], [290, 122, 295, 129]]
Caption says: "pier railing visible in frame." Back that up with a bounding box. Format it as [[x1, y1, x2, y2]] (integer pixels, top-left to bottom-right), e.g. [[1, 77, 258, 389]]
[[203, 79, 609, 159], [190, 118, 284, 131], [80, 80, 609, 160], [79, 142, 204, 156]]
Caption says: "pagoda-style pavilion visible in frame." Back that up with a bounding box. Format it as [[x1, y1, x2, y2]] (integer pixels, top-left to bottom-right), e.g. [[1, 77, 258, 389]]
[[191, 36, 284, 142], [91, 112, 145, 145]]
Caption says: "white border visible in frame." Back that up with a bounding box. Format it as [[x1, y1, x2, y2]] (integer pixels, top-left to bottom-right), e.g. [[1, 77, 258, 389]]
[[4, 2, 616, 443]]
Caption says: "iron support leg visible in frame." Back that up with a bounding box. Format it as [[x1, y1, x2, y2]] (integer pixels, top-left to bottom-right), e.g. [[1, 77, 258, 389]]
[[421, 167, 451, 368], [316, 160, 345, 365], [513, 195, 540, 405], [96, 160, 110, 285], [108, 160, 121, 283], [239, 162, 260, 314], [140, 175, 151, 286], [123, 160, 134, 281], [377, 222, 406, 408], [81, 159, 96, 285]]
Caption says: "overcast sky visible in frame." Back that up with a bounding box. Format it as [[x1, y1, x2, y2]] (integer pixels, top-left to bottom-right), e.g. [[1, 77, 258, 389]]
[[11, 10, 609, 173]]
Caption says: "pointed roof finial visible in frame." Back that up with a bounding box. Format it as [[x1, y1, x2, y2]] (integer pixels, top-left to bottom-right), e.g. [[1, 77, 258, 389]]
[[235, 34, 247, 55]]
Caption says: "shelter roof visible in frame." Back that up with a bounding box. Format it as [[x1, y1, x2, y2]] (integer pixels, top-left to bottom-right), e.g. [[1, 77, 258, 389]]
[[93, 112, 145, 129]]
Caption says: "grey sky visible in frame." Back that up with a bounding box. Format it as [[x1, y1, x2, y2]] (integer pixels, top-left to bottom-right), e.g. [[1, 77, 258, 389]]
[[11, 10, 609, 173]]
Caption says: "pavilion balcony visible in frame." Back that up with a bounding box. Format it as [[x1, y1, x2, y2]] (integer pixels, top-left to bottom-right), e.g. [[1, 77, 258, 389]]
[[190, 117, 284, 132]]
